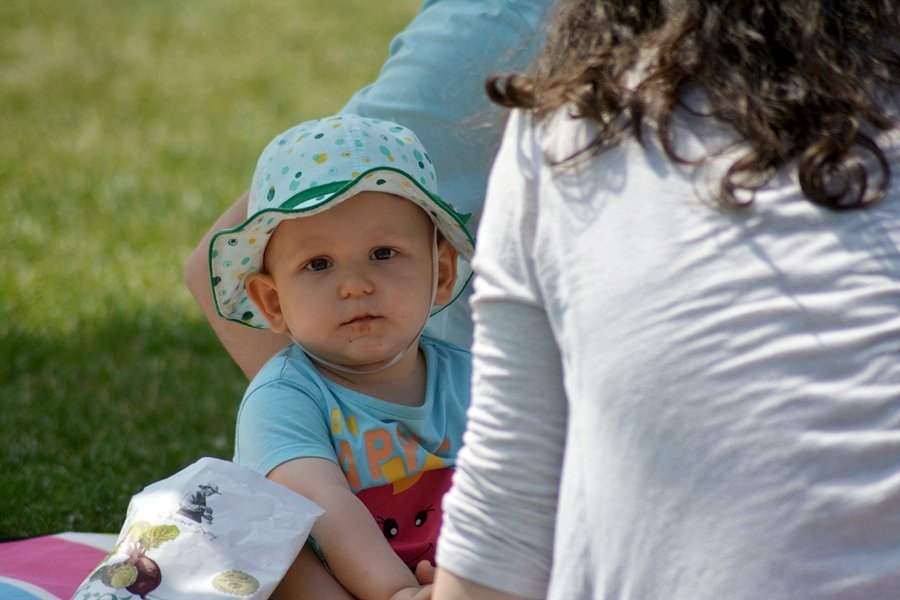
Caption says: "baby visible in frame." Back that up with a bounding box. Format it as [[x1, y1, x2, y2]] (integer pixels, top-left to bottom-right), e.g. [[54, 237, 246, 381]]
[[209, 114, 475, 599]]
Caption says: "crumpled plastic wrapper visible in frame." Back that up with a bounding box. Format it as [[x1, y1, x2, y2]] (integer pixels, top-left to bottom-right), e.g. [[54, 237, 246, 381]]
[[71, 457, 323, 599]]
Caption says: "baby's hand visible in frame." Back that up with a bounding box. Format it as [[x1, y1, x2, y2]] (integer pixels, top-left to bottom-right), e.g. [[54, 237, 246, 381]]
[[389, 584, 433, 600], [386, 561, 435, 599], [415, 561, 436, 585]]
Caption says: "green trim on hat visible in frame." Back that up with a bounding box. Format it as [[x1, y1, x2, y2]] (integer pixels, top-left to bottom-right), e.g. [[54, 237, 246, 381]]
[[244, 167, 473, 242], [281, 181, 349, 210]]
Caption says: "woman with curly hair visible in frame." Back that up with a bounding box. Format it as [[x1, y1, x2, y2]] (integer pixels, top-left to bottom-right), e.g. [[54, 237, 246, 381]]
[[434, 1, 900, 598]]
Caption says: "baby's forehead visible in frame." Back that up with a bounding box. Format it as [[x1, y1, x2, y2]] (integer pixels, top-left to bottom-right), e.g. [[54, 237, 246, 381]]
[[273, 192, 434, 241], [347, 190, 431, 212], [317, 191, 431, 226]]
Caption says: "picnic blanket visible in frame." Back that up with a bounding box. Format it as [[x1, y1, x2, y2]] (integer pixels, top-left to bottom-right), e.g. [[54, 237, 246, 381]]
[[0, 532, 116, 599]]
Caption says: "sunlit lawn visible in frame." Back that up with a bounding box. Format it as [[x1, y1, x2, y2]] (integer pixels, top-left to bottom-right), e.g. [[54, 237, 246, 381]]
[[0, 0, 418, 537]]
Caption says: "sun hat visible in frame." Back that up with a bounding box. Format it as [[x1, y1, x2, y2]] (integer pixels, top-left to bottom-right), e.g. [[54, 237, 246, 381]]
[[209, 114, 476, 329]]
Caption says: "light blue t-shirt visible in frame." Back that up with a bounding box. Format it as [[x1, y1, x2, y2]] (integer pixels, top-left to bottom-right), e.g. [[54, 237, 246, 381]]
[[234, 335, 471, 566], [234, 334, 471, 492], [341, 0, 551, 348]]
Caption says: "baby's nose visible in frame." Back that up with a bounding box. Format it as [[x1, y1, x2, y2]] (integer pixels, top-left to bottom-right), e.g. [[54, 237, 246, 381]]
[[339, 267, 375, 297]]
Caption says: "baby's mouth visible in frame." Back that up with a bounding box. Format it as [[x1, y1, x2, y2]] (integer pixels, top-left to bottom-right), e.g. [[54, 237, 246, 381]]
[[343, 314, 379, 326]]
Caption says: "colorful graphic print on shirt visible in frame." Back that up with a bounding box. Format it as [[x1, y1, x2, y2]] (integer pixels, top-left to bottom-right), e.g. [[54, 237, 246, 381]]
[[329, 406, 453, 491], [356, 468, 454, 568]]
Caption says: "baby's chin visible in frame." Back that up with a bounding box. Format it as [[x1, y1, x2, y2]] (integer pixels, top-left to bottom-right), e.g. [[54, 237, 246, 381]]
[[310, 338, 413, 371]]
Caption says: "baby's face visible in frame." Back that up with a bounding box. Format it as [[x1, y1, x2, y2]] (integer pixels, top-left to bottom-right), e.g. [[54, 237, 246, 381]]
[[260, 191, 441, 372]]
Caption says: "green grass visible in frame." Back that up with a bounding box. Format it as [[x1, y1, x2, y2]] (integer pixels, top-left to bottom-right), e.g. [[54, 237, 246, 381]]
[[0, 0, 419, 537]]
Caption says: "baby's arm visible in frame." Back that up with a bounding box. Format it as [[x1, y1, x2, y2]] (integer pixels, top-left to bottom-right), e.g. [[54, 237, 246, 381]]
[[270, 457, 430, 600], [271, 543, 354, 599]]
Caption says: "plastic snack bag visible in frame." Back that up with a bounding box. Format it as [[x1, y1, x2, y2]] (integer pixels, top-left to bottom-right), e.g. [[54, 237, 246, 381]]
[[71, 457, 323, 600]]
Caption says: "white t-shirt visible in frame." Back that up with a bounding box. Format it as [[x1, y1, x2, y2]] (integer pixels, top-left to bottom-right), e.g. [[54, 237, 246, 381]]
[[437, 108, 900, 599]]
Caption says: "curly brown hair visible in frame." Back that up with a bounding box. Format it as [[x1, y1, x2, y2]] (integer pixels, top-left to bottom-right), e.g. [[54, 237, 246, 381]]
[[487, 0, 900, 210]]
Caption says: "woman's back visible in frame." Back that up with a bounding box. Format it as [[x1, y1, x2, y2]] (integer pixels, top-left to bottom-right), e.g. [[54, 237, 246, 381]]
[[509, 106, 900, 597], [436, 2, 900, 598]]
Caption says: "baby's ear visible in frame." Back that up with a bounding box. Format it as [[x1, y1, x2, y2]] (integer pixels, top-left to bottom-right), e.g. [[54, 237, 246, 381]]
[[245, 273, 288, 333], [433, 238, 459, 307]]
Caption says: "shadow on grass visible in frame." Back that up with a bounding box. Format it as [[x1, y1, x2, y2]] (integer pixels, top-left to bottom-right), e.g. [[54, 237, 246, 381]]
[[0, 310, 249, 537]]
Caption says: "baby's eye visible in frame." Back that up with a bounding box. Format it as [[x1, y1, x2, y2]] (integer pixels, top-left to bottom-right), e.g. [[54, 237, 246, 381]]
[[371, 247, 396, 261], [305, 257, 331, 272]]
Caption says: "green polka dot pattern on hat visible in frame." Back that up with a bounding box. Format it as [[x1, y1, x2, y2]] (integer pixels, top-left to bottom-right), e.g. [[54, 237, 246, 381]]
[[208, 114, 475, 329]]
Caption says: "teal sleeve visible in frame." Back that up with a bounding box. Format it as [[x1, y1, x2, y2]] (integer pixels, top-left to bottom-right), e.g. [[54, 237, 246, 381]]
[[233, 377, 337, 477], [341, 0, 550, 219], [341, 0, 551, 347]]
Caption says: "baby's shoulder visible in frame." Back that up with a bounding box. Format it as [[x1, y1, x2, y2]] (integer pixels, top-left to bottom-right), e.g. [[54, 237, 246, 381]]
[[243, 346, 328, 404]]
